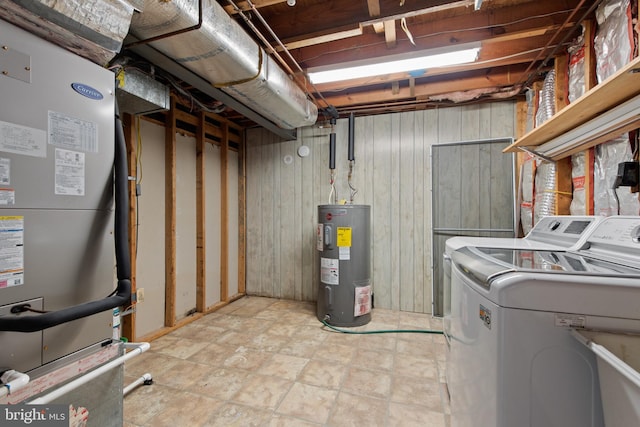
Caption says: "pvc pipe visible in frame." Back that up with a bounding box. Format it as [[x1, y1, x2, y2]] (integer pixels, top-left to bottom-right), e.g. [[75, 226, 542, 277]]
[[28, 342, 150, 405], [0, 370, 30, 398], [123, 373, 152, 397]]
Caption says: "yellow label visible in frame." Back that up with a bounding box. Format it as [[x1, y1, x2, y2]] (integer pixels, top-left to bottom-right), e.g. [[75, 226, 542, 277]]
[[0, 216, 23, 221], [337, 227, 352, 247]]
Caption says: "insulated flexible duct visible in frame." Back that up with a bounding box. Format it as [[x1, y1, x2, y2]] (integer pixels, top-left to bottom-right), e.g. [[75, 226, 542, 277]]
[[0, 102, 132, 333], [129, 0, 317, 129]]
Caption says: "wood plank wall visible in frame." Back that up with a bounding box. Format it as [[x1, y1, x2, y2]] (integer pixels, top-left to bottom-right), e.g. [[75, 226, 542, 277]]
[[245, 102, 516, 314]]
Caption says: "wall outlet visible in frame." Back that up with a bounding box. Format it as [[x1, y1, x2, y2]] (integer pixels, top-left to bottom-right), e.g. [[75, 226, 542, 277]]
[[136, 288, 145, 303]]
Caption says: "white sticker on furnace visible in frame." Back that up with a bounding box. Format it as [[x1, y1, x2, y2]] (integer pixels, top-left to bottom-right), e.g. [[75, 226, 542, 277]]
[[55, 148, 85, 196], [555, 313, 586, 328], [0, 120, 47, 158], [320, 257, 339, 285], [48, 111, 98, 153], [0, 216, 24, 289]]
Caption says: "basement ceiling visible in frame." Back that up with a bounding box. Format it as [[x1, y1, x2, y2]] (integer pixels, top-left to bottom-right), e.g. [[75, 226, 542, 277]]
[[126, 0, 596, 128]]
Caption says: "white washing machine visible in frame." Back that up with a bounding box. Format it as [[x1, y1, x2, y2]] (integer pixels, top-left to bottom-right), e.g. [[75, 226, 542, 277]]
[[447, 215, 640, 427], [443, 215, 603, 341]]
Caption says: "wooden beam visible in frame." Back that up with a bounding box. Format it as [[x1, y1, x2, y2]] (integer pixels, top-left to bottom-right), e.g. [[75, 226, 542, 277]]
[[367, 0, 385, 34], [196, 111, 206, 312], [280, 26, 363, 51], [165, 96, 177, 327], [360, 0, 473, 28], [583, 19, 597, 215], [296, 2, 584, 68], [367, 0, 381, 16], [220, 123, 229, 302], [122, 113, 137, 342], [384, 20, 397, 48], [554, 56, 571, 215], [318, 64, 529, 107]]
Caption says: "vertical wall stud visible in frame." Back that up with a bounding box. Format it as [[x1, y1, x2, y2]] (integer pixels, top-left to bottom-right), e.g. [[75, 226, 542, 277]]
[[165, 96, 177, 327], [196, 112, 206, 312]]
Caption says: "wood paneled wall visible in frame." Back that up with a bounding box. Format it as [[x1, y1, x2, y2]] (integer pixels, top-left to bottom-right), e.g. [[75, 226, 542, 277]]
[[245, 102, 516, 314]]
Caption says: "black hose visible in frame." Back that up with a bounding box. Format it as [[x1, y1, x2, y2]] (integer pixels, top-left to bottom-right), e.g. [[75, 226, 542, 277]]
[[348, 112, 355, 161], [0, 100, 131, 332], [329, 118, 336, 170]]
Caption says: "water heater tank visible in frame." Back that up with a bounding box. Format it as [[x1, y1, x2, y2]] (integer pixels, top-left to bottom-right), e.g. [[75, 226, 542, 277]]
[[316, 205, 371, 327]]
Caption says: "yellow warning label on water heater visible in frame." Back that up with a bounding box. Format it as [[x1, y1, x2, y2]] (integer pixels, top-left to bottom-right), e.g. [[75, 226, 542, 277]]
[[336, 227, 352, 247]]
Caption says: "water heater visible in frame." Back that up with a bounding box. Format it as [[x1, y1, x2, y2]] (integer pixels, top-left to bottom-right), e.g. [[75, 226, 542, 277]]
[[316, 204, 371, 327]]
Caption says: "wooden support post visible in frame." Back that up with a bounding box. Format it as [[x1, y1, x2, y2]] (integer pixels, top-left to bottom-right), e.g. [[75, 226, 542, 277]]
[[220, 123, 229, 302], [165, 96, 177, 327], [554, 55, 572, 215], [122, 113, 137, 342], [196, 112, 206, 312], [583, 19, 597, 214], [237, 132, 246, 294]]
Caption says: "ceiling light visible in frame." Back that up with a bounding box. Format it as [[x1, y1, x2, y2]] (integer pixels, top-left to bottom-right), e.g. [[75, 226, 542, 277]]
[[307, 44, 481, 84], [287, 0, 296, 6]]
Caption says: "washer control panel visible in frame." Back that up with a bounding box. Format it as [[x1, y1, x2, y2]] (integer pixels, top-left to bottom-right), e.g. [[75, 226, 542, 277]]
[[527, 216, 599, 248]]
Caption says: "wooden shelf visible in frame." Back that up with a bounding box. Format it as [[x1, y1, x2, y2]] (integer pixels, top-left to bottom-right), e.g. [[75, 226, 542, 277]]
[[504, 55, 640, 157]]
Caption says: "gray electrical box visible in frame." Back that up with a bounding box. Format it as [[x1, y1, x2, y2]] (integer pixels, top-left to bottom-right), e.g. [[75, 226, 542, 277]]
[[0, 19, 116, 372], [316, 205, 372, 327]]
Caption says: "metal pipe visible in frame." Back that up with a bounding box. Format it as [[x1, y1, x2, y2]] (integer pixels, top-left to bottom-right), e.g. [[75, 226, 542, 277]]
[[28, 342, 150, 405]]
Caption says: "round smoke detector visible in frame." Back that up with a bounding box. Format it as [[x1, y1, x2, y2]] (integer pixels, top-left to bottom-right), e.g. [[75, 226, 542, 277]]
[[297, 145, 310, 157]]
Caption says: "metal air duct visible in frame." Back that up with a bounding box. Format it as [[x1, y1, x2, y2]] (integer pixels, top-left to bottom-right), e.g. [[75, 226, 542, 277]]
[[129, 0, 318, 130]]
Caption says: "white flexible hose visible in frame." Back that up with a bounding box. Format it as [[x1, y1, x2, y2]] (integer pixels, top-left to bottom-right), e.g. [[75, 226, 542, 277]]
[[123, 373, 152, 396], [28, 342, 150, 405]]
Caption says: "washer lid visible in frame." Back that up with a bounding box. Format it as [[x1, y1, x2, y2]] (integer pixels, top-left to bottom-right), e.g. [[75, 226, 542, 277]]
[[452, 246, 640, 289]]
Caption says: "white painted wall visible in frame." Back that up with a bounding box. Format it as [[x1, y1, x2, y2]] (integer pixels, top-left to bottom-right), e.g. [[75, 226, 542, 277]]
[[135, 120, 166, 336]]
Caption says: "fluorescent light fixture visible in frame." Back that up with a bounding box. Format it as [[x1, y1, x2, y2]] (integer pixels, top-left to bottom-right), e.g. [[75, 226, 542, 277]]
[[307, 43, 481, 84], [534, 93, 640, 160], [475, 0, 483, 10]]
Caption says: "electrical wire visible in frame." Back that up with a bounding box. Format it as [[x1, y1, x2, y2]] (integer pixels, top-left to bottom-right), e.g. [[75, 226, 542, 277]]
[[328, 170, 337, 204], [348, 160, 358, 203], [321, 319, 444, 335]]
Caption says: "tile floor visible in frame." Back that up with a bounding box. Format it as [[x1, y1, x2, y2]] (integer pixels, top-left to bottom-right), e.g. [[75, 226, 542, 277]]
[[123, 296, 450, 427]]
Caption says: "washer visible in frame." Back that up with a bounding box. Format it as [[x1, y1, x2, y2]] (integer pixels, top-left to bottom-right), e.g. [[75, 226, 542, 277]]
[[447, 216, 640, 427], [443, 216, 602, 341]]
